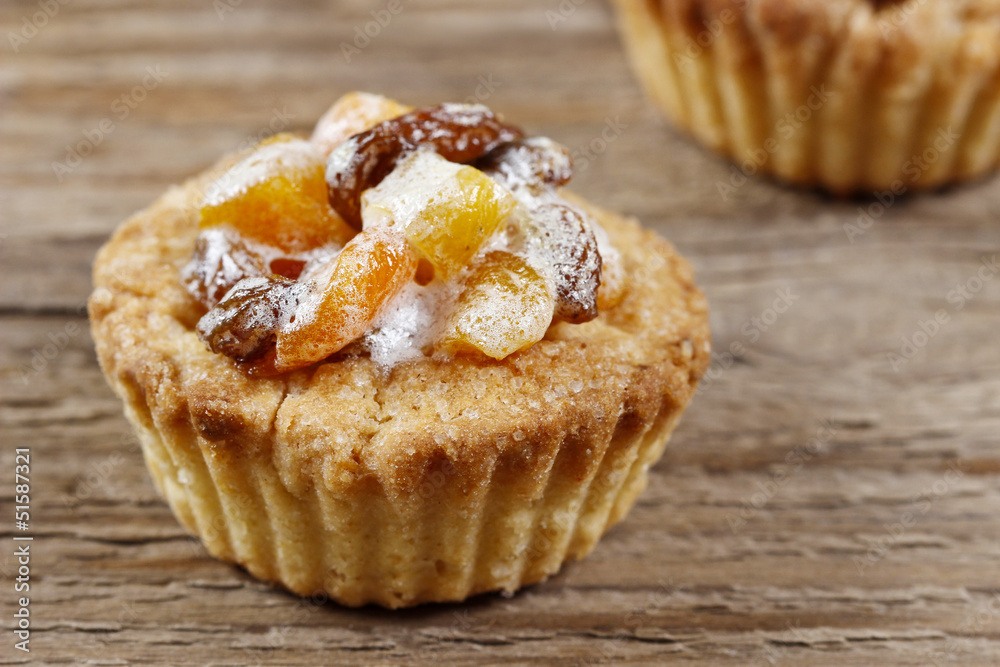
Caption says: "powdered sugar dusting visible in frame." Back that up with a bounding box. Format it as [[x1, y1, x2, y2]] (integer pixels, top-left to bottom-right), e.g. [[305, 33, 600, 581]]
[[359, 149, 470, 232], [204, 139, 322, 208], [311, 92, 409, 156], [360, 280, 457, 367], [191, 98, 625, 374]]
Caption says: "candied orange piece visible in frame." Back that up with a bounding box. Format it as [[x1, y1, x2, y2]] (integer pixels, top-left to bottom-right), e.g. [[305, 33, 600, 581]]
[[200, 134, 354, 252], [440, 251, 555, 360], [311, 92, 411, 156], [275, 229, 416, 372], [361, 151, 515, 280]]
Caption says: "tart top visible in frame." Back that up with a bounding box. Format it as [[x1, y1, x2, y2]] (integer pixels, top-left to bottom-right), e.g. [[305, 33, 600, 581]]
[[182, 93, 625, 376], [88, 92, 710, 488]]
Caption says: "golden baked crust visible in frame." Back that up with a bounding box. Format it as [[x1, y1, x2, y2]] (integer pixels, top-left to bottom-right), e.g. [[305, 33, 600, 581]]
[[615, 0, 1000, 192], [89, 146, 710, 607]]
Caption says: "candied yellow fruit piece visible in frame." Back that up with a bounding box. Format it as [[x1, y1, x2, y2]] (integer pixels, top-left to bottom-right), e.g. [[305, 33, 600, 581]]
[[361, 150, 515, 280], [311, 92, 412, 156], [275, 229, 416, 372], [200, 134, 354, 252], [441, 251, 555, 360]]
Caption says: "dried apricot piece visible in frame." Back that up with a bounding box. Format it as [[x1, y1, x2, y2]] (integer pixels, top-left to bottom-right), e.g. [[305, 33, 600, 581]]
[[327, 104, 523, 229], [440, 251, 555, 360], [274, 229, 416, 372], [200, 134, 355, 252], [311, 92, 412, 156], [362, 150, 515, 280]]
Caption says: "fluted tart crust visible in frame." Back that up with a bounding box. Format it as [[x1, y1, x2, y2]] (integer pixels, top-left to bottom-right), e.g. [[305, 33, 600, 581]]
[[615, 0, 1000, 192], [89, 131, 710, 608]]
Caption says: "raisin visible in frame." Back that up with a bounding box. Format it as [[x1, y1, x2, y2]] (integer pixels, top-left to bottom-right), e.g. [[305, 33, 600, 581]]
[[476, 139, 601, 323], [476, 137, 573, 192], [326, 103, 524, 229], [527, 203, 602, 324], [196, 277, 303, 365], [183, 228, 269, 309]]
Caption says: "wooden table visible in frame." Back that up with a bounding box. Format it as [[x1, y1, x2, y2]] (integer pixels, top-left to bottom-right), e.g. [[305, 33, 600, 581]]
[[2, 1, 999, 664]]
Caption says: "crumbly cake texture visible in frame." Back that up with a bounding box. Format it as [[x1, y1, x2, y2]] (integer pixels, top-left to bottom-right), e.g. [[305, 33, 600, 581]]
[[89, 147, 710, 608], [614, 0, 1000, 193]]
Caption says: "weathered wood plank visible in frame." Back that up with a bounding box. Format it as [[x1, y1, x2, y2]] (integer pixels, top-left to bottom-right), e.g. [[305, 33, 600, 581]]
[[2, 0, 1000, 664]]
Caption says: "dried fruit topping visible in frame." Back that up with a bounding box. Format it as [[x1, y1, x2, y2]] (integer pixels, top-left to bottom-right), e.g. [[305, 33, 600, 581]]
[[523, 203, 602, 324], [189, 94, 621, 373], [195, 229, 415, 375], [201, 134, 355, 252], [273, 229, 417, 373], [311, 92, 412, 157], [441, 251, 555, 360], [476, 137, 573, 192], [475, 135, 601, 323], [197, 276, 304, 365], [361, 150, 515, 280], [326, 104, 524, 229], [183, 227, 270, 308], [592, 222, 625, 312], [182, 227, 321, 309]]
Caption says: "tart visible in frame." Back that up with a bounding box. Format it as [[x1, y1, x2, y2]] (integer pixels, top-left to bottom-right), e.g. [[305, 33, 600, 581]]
[[613, 0, 1000, 193], [89, 92, 710, 608]]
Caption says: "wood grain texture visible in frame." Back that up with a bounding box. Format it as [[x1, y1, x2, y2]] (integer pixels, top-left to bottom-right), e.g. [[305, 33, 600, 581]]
[[1, 0, 999, 665]]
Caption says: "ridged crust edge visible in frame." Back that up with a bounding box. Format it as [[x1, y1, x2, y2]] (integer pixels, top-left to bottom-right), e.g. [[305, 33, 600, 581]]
[[615, 0, 1000, 192]]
